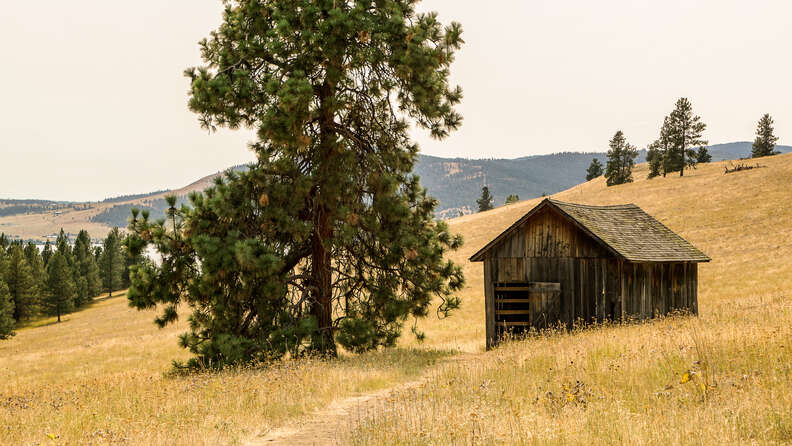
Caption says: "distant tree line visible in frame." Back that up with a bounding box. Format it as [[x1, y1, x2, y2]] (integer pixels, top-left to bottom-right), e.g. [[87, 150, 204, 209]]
[[584, 98, 780, 186], [0, 228, 140, 339], [0, 206, 49, 217], [101, 190, 171, 204]]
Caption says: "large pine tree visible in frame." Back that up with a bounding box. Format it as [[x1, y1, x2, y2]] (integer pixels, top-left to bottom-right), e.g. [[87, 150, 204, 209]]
[[477, 186, 494, 212], [752, 113, 779, 158], [99, 228, 124, 297], [666, 98, 707, 176], [44, 253, 75, 323], [127, 0, 465, 365], [4, 245, 37, 322], [604, 131, 638, 186]]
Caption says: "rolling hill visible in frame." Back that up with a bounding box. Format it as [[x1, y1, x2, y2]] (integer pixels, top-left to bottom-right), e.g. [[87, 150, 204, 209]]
[[0, 143, 789, 240], [2, 153, 791, 444]]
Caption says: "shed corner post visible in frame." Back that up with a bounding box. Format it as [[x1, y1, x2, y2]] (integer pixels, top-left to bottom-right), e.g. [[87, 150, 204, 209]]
[[484, 258, 496, 350]]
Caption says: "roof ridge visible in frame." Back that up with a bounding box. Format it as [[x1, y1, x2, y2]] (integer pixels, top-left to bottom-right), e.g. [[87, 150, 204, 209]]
[[548, 198, 638, 210]]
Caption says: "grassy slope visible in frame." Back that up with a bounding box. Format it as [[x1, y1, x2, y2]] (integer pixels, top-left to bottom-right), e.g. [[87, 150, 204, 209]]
[[348, 154, 792, 444], [2, 154, 791, 445], [0, 293, 448, 445]]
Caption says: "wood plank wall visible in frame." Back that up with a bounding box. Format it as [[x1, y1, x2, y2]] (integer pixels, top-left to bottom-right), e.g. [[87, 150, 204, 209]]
[[483, 207, 699, 348]]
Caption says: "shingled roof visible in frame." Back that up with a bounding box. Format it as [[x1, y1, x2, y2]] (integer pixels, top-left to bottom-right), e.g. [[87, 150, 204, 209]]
[[469, 198, 711, 263]]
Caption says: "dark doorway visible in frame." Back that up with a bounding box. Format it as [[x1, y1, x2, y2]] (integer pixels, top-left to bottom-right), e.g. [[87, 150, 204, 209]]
[[494, 282, 561, 340]]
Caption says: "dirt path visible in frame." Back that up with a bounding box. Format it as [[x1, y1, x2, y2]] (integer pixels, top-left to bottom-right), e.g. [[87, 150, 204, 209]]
[[247, 354, 473, 446], [246, 375, 430, 446]]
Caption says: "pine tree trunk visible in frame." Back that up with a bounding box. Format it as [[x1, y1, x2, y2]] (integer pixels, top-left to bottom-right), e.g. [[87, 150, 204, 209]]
[[309, 77, 338, 357], [310, 210, 335, 356], [680, 129, 686, 177]]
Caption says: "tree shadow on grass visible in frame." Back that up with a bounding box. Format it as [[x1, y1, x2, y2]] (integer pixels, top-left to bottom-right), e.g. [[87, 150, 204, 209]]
[[164, 347, 459, 378]]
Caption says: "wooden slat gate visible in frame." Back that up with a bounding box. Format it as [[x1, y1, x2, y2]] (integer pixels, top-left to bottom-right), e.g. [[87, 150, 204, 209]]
[[494, 282, 561, 338]]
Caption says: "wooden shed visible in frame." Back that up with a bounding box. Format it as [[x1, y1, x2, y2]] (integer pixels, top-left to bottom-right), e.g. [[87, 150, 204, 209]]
[[470, 198, 710, 349]]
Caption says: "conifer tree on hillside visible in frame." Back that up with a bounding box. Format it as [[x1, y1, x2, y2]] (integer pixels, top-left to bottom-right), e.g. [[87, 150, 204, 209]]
[[505, 194, 520, 205], [604, 131, 638, 186], [99, 228, 123, 297], [585, 158, 603, 181], [126, 0, 465, 365], [41, 241, 53, 266], [0, 279, 14, 340], [666, 98, 707, 176], [74, 230, 102, 304], [752, 113, 779, 158], [23, 242, 47, 301], [652, 116, 676, 178], [0, 233, 8, 253], [696, 146, 712, 163], [4, 245, 37, 322], [646, 142, 663, 179], [477, 186, 494, 212], [44, 253, 75, 323], [56, 229, 72, 259]]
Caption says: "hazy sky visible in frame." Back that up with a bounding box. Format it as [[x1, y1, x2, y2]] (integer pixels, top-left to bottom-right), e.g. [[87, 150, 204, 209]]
[[2, 1, 790, 201]]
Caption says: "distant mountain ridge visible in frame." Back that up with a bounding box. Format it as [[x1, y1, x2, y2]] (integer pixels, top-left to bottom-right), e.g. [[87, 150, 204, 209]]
[[416, 141, 791, 217]]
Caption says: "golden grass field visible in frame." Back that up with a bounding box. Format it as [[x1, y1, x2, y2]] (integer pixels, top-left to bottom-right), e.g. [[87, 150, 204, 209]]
[[2, 154, 791, 444], [345, 154, 792, 444]]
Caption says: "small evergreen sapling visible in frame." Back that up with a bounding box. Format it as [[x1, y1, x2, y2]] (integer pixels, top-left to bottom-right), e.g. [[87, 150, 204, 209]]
[[477, 187, 494, 212], [585, 158, 603, 181]]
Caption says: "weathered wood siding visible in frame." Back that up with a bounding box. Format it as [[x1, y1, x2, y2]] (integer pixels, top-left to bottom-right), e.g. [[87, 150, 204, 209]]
[[483, 207, 699, 349]]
